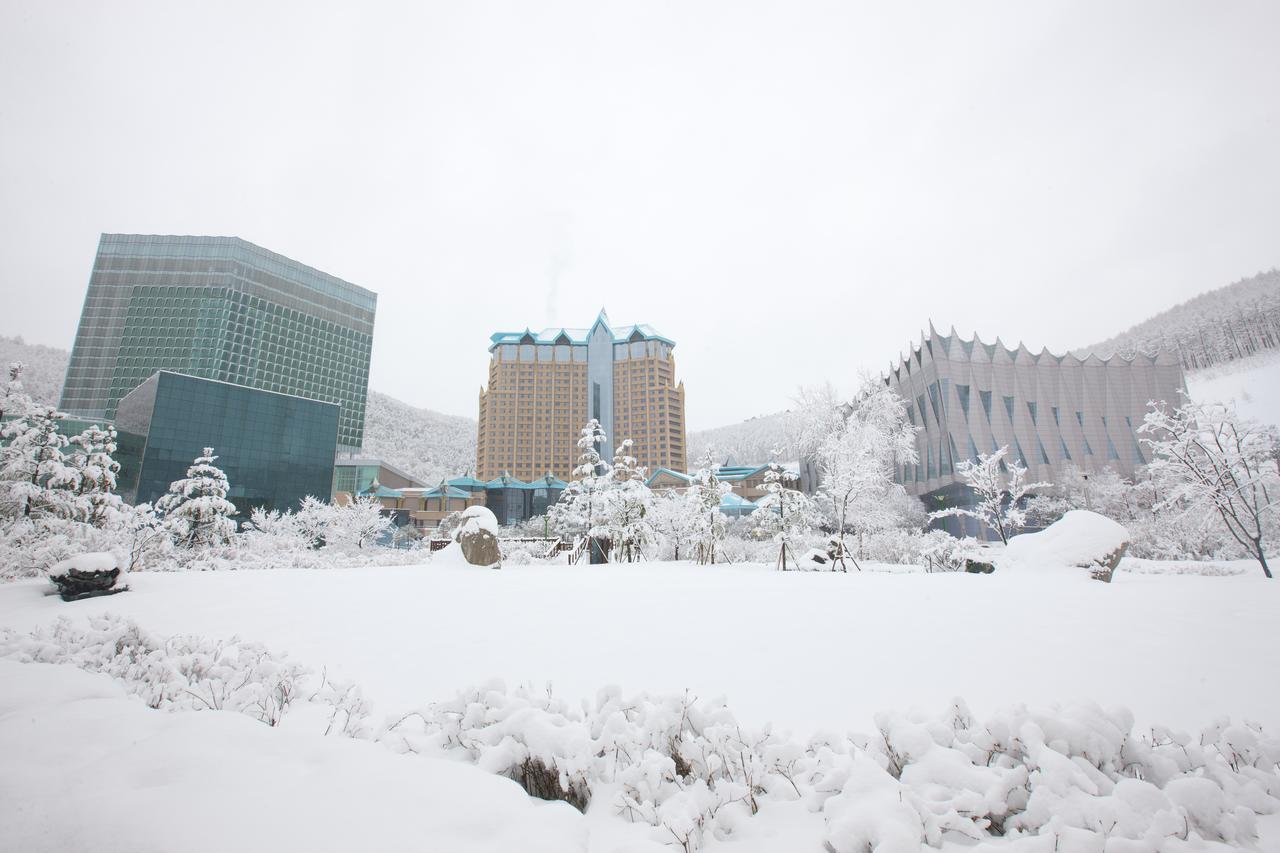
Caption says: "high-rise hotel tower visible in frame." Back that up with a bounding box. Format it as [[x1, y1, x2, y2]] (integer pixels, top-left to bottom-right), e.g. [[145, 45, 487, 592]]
[[477, 310, 687, 482], [60, 234, 376, 449]]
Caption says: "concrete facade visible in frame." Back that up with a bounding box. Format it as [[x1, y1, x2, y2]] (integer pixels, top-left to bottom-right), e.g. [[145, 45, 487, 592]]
[[886, 324, 1185, 536]]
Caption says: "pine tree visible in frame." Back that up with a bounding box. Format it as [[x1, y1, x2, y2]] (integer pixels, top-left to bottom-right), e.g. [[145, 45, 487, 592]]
[[69, 424, 122, 528], [604, 438, 653, 562], [548, 420, 614, 561], [0, 404, 80, 521], [156, 447, 238, 549]]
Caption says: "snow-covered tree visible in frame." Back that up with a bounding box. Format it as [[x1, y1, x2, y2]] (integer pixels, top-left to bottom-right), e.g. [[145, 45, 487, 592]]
[[1140, 399, 1279, 578], [930, 446, 1049, 544], [326, 495, 394, 550], [292, 495, 336, 549], [602, 439, 653, 562], [648, 490, 699, 560], [750, 462, 821, 570], [0, 404, 80, 521], [68, 424, 122, 528], [797, 378, 919, 569], [548, 420, 613, 551], [685, 450, 731, 565], [156, 447, 237, 549], [0, 362, 32, 422]]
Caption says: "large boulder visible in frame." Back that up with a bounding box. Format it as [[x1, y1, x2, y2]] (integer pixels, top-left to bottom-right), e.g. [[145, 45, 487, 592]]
[[1001, 510, 1130, 582], [455, 506, 502, 569], [48, 552, 129, 601]]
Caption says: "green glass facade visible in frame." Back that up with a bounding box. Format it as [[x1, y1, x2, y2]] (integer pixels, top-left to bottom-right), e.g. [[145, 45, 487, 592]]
[[115, 371, 339, 517], [60, 234, 376, 449]]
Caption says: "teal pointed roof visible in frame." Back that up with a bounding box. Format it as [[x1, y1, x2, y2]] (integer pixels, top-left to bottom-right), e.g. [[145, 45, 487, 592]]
[[527, 473, 568, 489], [485, 474, 529, 489], [360, 484, 403, 498], [447, 476, 487, 489], [489, 310, 675, 350], [424, 485, 471, 499], [645, 468, 692, 486]]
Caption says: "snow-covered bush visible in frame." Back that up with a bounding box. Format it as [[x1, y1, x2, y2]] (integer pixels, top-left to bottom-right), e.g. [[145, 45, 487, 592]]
[[0, 615, 369, 734], [378, 681, 1280, 852], [1002, 510, 1130, 579]]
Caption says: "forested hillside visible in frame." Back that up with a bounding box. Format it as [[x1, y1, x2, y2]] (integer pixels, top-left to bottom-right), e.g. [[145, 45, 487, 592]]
[[1079, 269, 1280, 369], [0, 336, 68, 406], [361, 392, 477, 485]]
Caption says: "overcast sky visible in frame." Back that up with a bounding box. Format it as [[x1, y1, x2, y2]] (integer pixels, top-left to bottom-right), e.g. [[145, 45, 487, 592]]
[[1, 1, 1277, 430]]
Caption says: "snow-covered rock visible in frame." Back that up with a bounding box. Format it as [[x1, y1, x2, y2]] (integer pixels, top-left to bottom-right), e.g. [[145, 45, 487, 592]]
[[455, 506, 501, 568], [46, 551, 128, 601], [1001, 511, 1130, 581]]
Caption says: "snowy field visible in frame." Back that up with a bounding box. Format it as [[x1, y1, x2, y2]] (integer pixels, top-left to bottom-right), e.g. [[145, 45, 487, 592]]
[[4, 562, 1279, 852], [1, 562, 1276, 735]]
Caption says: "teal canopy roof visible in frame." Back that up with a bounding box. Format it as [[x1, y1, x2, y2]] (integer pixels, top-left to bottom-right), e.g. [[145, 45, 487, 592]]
[[424, 485, 471, 499], [720, 493, 756, 508], [485, 475, 529, 489], [446, 476, 487, 489], [360, 484, 403, 499], [489, 311, 674, 350]]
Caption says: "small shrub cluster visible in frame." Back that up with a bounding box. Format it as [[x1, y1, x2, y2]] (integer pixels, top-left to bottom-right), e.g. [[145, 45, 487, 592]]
[[0, 615, 369, 734]]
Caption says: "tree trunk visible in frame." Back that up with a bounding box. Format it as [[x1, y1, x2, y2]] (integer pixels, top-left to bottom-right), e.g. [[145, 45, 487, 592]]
[[1254, 539, 1272, 579]]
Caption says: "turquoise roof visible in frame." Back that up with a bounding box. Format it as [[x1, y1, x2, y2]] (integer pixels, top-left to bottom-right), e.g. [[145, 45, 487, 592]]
[[645, 468, 692, 486], [424, 485, 471, 499], [489, 310, 674, 350], [720, 493, 756, 508], [361, 484, 403, 499], [716, 465, 770, 481], [485, 475, 529, 489], [447, 476, 487, 489], [527, 474, 569, 489]]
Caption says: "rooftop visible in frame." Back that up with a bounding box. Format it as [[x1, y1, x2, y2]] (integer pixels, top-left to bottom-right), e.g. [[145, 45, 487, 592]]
[[489, 309, 675, 350]]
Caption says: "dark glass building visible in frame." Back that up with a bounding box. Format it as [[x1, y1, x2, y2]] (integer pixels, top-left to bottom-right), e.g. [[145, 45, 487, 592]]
[[60, 234, 376, 449], [115, 371, 339, 516]]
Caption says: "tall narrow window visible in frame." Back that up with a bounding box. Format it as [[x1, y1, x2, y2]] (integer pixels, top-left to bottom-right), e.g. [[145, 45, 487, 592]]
[[917, 395, 928, 426], [979, 390, 993, 421], [1003, 396, 1016, 423], [1027, 401, 1038, 426], [1060, 437, 1072, 461], [956, 384, 970, 419], [928, 383, 942, 423]]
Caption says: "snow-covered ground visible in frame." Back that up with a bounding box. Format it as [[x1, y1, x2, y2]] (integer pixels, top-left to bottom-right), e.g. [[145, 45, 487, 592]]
[[0, 660, 584, 853], [1188, 349, 1280, 426], [3, 561, 1278, 852], [1, 561, 1275, 736]]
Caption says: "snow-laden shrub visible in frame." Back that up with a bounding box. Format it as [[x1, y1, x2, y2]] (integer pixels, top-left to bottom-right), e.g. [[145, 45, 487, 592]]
[[0, 615, 369, 734], [378, 683, 1280, 852]]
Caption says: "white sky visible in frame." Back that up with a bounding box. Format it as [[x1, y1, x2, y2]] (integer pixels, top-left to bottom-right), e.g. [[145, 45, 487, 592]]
[[1, 1, 1277, 430]]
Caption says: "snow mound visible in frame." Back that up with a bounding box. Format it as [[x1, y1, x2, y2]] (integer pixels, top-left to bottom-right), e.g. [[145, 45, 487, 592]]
[[47, 551, 120, 579], [1002, 510, 1129, 576], [0, 660, 585, 853]]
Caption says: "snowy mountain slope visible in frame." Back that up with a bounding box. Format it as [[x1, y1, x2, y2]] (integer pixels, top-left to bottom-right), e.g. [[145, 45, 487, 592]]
[[687, 410, 797, 466], [0, 336, 478, 480], [1187, 349, 1280, 426], [0, 336, 68, 406], [360, 391, 476, 484], [1079, 268, 1280, 369]]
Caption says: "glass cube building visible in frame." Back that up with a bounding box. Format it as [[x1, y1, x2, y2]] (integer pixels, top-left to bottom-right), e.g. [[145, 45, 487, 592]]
[[115, 371, 339, 516], [59, 234, 376, 449]]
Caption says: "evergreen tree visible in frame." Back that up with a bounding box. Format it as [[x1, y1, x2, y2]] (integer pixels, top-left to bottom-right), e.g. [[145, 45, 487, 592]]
[[0, 404, 79, 521], [604, 438, 653, 562], [156, 447, 237, 549], [69, 424, 122, 528]]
